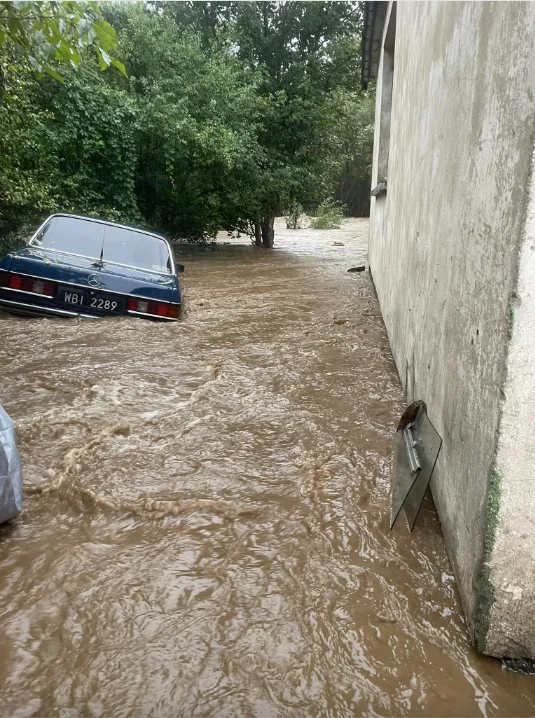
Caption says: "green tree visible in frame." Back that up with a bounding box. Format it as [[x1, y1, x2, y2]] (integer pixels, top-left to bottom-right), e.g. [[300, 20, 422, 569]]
[[0, 3, 266, 243], [0, 61, 139, 241], [0, 0, 129, 247], [104, 2, 266, 240], [233, 1, 365, 246], [0, 0, 125, 86], [0, 2, 373, 251], [159, 1, 367, 247], [335, 91, 375, 217]]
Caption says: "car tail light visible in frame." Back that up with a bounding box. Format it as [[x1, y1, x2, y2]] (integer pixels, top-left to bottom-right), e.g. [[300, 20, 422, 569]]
[[30, 279, 56, 296], [127, 297, 181, 319], [167, 304, 180, 319], [0, 272, 56, 297]]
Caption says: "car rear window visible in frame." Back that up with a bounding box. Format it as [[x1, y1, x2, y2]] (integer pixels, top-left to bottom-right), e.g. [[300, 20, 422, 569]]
[[32, 216, 172, 274]]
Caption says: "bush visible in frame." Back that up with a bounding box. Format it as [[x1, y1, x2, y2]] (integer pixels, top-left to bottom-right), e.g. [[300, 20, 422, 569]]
[[309, 199, 346, 229], [0, 229, 29, 258], [285, 203, 304, 229]]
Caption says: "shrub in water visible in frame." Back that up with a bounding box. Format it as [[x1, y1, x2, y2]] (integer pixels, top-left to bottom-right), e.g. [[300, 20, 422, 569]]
[[309, 199, 346, 230], [285, 203, 304, 230]]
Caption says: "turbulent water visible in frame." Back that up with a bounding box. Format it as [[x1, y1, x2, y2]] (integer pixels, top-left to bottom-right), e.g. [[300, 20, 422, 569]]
[[1, 219, 534, 717]]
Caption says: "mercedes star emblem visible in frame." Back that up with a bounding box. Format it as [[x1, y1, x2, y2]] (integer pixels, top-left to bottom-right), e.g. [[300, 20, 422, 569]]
[[87, 274, 102, 288]]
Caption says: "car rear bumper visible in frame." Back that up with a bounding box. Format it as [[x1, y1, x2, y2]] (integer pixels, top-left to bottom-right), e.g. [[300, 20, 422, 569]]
[[0, 297, 180, 321], [0, 297, 99, 319]]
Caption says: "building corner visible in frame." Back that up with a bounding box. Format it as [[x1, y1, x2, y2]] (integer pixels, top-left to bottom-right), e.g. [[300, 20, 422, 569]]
[[477, 144, 535, 658]]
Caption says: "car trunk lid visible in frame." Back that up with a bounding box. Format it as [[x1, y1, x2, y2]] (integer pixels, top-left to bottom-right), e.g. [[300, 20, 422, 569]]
[[6, 247, 177, 301]]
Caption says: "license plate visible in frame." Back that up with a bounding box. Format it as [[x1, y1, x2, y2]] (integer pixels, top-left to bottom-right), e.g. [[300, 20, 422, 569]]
[[61, 290, 122, 313]]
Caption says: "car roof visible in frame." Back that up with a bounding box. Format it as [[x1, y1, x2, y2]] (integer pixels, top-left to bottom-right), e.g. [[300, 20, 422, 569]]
[[48, 213, 168, 244]]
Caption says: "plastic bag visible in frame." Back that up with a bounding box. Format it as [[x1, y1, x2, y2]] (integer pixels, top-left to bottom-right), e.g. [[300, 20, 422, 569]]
[[0, 404, 22, 523]]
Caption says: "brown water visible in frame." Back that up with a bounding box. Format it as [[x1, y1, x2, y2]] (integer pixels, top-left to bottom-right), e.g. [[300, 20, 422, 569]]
[[1, 219, 534, 717]]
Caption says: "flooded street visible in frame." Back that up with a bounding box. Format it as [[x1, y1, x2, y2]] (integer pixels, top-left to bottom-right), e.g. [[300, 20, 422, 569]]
[[1, 218, 535, 717]]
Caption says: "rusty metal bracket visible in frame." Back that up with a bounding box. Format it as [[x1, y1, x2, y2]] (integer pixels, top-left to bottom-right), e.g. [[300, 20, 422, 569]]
[[371, 182, 387, 197], [390, 401, 442, 531]]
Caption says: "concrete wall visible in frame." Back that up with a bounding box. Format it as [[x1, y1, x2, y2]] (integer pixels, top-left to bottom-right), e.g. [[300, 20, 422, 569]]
[[369, 1, 535, 657], [488, 157, 535, 657]]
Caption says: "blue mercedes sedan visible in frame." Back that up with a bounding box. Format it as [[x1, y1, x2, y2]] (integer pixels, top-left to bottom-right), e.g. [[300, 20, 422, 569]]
[[0, 214, 182, 321]]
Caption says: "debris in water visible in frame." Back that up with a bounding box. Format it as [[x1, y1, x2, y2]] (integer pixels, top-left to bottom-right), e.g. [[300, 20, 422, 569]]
[[111, 422, 131, 437], [347, 266, 366, 272], [377, 611, 397, 623], [502, 658, 535, 675]]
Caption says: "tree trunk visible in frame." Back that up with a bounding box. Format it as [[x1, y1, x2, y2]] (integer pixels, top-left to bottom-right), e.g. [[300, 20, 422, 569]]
[[261, 216, 275, 248], [254, 222, 262, 247]]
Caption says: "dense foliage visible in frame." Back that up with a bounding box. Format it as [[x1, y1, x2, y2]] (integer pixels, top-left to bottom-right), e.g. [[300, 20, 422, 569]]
[[0, 1, 374, 250], [0, 1, 125, 83]]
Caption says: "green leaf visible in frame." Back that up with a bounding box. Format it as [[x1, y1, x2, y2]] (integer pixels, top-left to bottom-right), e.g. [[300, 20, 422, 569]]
[[110, 57, 127, 78], [44, 20, 62, 45], [96, 46, 109, 71], [92, 20, 116, 53], [68, 46, 81, 67], [45, 66, 64, 83]]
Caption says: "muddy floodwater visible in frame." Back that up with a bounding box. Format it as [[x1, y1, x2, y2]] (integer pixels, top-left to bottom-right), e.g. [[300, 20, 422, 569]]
[[1, 219, 535, 717]]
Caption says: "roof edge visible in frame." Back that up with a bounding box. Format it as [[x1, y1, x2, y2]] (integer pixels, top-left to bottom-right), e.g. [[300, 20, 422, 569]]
[[361, 1, 389, 90]]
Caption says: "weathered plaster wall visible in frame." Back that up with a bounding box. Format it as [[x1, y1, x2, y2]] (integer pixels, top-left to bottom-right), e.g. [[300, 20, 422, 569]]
[[487, 156, 535, 658], [369, 1, 535, 655]]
